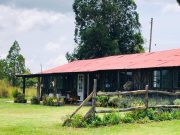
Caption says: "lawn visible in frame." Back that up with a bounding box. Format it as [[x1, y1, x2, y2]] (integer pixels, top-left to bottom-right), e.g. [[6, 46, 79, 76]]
[[0, 98, 180, 135]]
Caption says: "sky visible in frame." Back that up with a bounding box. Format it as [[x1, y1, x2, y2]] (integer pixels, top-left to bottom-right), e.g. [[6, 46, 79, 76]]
[[0, 0, 180, 73]]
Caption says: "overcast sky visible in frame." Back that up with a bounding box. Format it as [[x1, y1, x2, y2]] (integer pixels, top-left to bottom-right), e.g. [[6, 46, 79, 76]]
[[0, 0, 180, 73]]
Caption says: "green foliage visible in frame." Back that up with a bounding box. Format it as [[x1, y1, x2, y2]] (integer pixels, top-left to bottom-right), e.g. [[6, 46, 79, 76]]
[[108, 96, 132, 108], [121, 114, 135, 123], [173, 99, 180, 105], [172, 110, 180, 119], [12, 89, 27, 103], [127, 109, 156, 121], [125, 109, 180, 122], [14, 92, 27, 103], [5, 41, 26, 86], [0, 59, 7, 80], [31, 96, 40, 105], [24, 69, 37, 88], [136, 116, 150, 124], [102, 113, 120, 125], [148, 96, 172, 106], [155, 112, 173, 121], [64, 114, 87, 128], [96, 96, 109, 107], [12, 89, 20, 98], [67, 0, 144, 61], [64, 114, 102, 128], [85, 115, 102, 127], [108, 96, 144, 108], [42, 96, 64, 106]]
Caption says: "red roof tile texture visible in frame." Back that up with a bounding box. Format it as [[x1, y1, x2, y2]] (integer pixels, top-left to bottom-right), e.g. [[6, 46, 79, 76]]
[[42, 48, 180, 74]]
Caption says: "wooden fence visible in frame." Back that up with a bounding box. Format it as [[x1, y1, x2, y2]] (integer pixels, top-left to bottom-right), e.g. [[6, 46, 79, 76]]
[[63, 79, 180, 125]]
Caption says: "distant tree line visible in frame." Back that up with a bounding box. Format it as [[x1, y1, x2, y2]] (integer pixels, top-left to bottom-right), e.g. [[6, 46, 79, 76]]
[[0, 41, 36, 87]]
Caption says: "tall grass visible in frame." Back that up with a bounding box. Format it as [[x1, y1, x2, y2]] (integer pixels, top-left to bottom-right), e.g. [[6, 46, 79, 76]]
[[0, 80, 36, 98], [0, 80, 13, 97]]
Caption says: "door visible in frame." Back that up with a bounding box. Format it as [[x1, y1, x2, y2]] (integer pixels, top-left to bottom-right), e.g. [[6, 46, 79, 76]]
[[77, 74, 85, 101]]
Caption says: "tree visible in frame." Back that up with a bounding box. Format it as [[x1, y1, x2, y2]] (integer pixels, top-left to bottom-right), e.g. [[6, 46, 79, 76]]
[[0, 59, 7, 80], [6, 41, 26, 86], [66, 0, 144, 61], [24, 69, 37, 88], [177, 0, 180, 5]]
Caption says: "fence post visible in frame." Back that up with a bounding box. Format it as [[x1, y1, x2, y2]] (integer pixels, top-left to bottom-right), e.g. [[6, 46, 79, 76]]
[[92, 79, 97, 118], [145, 85, 149, 109]]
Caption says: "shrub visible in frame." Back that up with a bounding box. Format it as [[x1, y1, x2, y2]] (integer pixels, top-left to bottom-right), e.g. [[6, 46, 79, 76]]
[[102, 113, 120, 125], [148, 96, 172, 106], [108, 96, 144, 108], [85, 115, 102, 127], [63, 109, 180, 128], [154, 112, 173, 121], [12, 89, 20, 98], [128, 109, 156, 121], [108, 96, 121, 108], [96, 96, 109, 107], [121, 115, 134, 123], [126, 109, 176, 122], [64, 114, 102, 128], [70, 114, 85, 128], [108, 96, 132, 108], [42, 96, 64, 106], [14, 92, 27, 103], [173, 99, 180, 105], [64, 114, 86, 128], [136, 116, 151, 124], [172, 110, 180, 119], [31, 96, 40, 104]]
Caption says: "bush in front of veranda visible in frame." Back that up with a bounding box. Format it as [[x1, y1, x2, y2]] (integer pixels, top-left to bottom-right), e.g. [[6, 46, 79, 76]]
[[12, 89, 27, 103], [173, 99, 180, 105], [42, 95, 64, 106], [30, 96, 40, 104], [63, 109, 180, 128], [96, 96, 109, 107], [96, 94, 175, 108]]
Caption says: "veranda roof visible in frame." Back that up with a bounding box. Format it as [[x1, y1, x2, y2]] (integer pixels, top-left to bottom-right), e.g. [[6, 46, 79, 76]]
[[17, 48, 180, 77], [42, 48, 180, 74]]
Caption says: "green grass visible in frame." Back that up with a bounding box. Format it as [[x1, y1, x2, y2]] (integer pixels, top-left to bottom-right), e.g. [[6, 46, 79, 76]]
[[0, 98, 180, 135]]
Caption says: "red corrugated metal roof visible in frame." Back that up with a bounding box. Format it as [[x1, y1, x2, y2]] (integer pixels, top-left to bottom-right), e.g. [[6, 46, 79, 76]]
[[42, 48, 180, 74]]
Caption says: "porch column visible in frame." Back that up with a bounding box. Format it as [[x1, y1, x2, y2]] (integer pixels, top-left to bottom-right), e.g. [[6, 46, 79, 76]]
[[37, 77, 41, 99], [22, 77, 26, 95], [117, 71, 120, 90], [87, 74, 90, 96]]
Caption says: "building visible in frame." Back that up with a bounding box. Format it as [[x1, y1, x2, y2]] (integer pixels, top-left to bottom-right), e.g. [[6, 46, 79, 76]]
[[17, 48, 180, 101]]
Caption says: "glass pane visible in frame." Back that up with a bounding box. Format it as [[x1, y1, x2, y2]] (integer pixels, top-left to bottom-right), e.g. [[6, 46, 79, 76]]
[[173, 71, 180, 88], [162, 70, 172, 89], [153, 70, 160, 88]]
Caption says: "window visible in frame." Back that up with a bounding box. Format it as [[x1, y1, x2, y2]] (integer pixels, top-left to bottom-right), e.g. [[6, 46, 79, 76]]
[[153, 70, 160, 88], [103, 72, 117, 91], [173, 70, 180, 88], [126, 72, 133, 81], [161, 70, 172, 89], [57, 76, 63, 89]]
